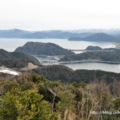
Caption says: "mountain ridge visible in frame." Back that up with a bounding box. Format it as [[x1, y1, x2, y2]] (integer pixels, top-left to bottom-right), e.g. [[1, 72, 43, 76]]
[[15, 42, 74, 55], [69, 33, 119, 42], [1, 29, 120, 40]]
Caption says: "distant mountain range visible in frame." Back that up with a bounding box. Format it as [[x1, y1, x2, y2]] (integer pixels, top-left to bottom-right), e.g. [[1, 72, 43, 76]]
[[15, 42, 74, 55], [0, 29, 31, 38], [0, 29, 120, 41], [0, 29, 91, 39]]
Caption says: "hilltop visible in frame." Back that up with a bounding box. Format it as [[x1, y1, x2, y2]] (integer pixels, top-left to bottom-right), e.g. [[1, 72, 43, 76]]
[[86, 46, 102, 50], [15, 42, 74, 55]]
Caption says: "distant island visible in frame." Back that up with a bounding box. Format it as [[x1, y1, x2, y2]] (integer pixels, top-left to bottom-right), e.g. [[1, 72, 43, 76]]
[[15, 42, 74, 56], [60, 51, 120, 63], [86, 46, 120, 51], [86, 46, 102, 50]]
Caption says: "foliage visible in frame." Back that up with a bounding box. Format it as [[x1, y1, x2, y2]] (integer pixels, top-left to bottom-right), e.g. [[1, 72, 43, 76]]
[[0, 80, 58, 120], [0, 74, 120, 120]]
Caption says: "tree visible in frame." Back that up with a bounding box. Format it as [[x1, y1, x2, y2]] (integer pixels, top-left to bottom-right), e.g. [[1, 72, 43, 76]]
[[57, 90, 75, 120], [0, 86, 58, 120]]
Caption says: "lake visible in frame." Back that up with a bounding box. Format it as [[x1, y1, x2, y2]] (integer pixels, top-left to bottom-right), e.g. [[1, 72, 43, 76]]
[[0, 38, 119, 73]]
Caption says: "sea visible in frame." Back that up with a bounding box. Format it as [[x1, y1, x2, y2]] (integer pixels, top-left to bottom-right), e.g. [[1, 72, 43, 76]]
[[0, 38, 120, 73]]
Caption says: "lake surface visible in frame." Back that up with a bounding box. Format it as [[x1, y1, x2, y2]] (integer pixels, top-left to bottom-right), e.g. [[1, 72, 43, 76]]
[[0, 38, 115, 52], [0, 38, 119, 73]]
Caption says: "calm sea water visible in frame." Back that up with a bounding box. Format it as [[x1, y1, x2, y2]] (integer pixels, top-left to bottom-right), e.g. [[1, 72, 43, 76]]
[[35, 56, 120, 73], [63, 62, 120, 73], [0, 38, 115, 51], [0, 38, 119, 73]]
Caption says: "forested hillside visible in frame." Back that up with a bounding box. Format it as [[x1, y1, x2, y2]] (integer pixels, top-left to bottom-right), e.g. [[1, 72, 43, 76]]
[[60, 51, 120, 63], [0, 49, 40, 68], [31, 65, 120, 96], [0, 73, 119, 120]]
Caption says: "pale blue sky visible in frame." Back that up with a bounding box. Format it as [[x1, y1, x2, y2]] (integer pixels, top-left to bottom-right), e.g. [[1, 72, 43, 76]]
[[0, 0, 120, 30]]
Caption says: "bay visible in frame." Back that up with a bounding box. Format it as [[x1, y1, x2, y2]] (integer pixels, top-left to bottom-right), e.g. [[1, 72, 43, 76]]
[[35, 55, 120, 73], [0, 38, 119, 73]]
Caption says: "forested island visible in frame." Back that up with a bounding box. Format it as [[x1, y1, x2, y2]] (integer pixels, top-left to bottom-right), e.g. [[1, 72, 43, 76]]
[[60, 51, 120, 63], [86, 46, 120, 51], [15, 42, 74, 56]]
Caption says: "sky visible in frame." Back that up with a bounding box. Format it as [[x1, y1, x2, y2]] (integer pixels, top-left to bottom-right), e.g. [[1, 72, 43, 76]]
[[0, 0, 120, 31]]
